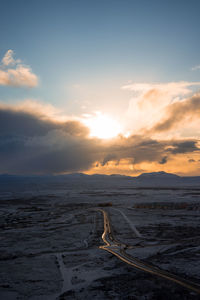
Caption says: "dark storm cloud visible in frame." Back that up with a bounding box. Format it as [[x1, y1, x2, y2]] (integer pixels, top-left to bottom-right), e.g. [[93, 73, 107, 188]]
[[0, 107, 200, 174], [101, 154, 117, 166], [0, 107, 97, 174], [0, 108, 89, 137], [0, 109, 55, 136], [102, 137, 165, 165], [152, 93, 200, 132], [188, 159, 195, 163], [159, 156, 168, 164], [100, 137, 200, 166], [167, 141, 199, 154]]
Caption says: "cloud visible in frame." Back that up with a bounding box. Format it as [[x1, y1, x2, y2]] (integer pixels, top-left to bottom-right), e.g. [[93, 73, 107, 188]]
[[1, 49, 17, 66], [166, 141, 199, 154], [152, 93, 200, 133], [101, 154, 117, 166], [191, 65, 200, 71], [122, 81, 200, 96], [0, 106, 96, 174], [103, 137, 200, 166], [0, 50, 38, 87], [0, 102, 200, 175], [122, 81, 200, 134], [188, 159, 195, 163], [159, 156, 168, 164], [0, 106, 89, 138]]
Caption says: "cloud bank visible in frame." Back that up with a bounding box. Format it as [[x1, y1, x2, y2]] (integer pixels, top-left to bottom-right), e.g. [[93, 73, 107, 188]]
[[0, 50, 38, 87], [0, 79, 200, 175], [0, 100, 199, 175]]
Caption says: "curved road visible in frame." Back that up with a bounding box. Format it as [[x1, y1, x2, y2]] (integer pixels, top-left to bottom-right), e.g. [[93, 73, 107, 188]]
[[98, 209, 200, 295]]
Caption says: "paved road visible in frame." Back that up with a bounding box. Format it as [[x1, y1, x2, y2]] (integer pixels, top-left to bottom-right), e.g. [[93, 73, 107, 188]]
[[98, 208, 200, 295]]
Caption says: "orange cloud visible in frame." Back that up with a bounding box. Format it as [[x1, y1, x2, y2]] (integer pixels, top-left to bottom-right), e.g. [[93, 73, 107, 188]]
[[152, 93, 200, 133], [122, 81, 200, 139]]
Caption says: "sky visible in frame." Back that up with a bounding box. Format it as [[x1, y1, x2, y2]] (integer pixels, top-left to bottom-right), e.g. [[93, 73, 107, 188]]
[[0, 0, 200, 176]]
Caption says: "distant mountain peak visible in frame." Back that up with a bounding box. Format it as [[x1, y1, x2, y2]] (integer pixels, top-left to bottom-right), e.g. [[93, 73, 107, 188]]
[[137, 171, 180, 179]]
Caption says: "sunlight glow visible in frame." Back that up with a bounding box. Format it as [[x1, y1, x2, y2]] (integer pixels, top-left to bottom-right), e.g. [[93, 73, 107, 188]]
[[83, 112, 122, 139]]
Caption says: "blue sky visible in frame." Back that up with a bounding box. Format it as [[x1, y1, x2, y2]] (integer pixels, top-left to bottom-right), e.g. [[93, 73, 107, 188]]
[[1, 0, 200, 113]]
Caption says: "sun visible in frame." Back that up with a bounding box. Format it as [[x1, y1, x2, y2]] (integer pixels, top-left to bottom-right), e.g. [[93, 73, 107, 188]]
[[83, 112, 122, 139]]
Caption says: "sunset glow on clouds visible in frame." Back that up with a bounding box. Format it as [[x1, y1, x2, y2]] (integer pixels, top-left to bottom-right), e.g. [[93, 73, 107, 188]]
[[82, 112, 122, 139], [1, 87, 200, 176], [123, 82, 200, 134], [0, 0, 200, 176], [1, 65, 200, 176]]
